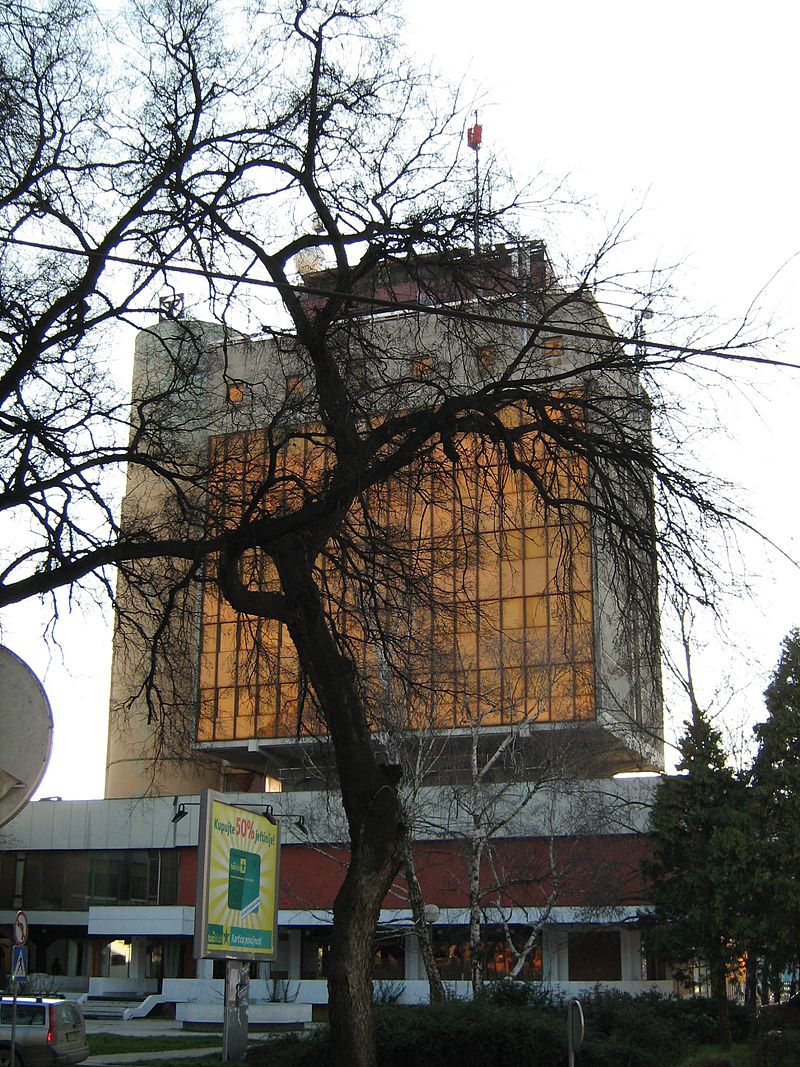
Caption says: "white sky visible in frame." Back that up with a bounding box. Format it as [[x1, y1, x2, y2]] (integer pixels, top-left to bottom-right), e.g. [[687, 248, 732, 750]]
[[6, 0, 800, 799]]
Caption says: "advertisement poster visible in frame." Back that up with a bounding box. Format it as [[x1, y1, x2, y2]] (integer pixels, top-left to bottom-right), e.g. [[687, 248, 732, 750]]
[[194, 791, 281, 961]]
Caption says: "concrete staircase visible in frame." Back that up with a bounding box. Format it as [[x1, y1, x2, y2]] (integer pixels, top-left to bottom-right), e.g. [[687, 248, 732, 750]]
[[80, 997, 141, 1021]]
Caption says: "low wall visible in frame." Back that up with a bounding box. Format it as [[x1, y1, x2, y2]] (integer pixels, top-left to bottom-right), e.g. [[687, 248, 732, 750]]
[[390, 980, 676, 1003], [87, 977, 159, 997], [176, 1002, 313, 1026], [27, 975, 89, 996], [128, 975, 678, 1011]]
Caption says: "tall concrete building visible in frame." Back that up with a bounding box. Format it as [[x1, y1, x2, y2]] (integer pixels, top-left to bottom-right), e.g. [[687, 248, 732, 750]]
[[1, 243, 669, 1014], [106, 241, 663, 797]]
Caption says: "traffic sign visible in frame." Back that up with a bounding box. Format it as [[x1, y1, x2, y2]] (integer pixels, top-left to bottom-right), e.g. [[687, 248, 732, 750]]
[[568, 998, 585, 1067], [13, 911, 28, 946], [11, 945, 27, 980]]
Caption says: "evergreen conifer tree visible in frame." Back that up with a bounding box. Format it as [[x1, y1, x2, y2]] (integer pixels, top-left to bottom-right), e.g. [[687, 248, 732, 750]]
[[749, 630, 800, 1000], [645, 707, 747, 1046]]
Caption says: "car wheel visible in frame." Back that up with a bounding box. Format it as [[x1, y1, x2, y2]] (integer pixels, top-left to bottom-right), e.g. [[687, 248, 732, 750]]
[[0, 1048, 22, 1067]]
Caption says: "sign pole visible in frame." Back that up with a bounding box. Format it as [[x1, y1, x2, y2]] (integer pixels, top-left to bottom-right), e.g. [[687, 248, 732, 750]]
[[11, 910, 29, 1067], [10, 987, 17, 1067], [567, 998, 585, 1067], [222, 959, 249, 1062]]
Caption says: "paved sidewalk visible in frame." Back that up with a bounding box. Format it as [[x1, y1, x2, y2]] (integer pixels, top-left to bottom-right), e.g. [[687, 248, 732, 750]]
[[85, 1019, 218, 1038]]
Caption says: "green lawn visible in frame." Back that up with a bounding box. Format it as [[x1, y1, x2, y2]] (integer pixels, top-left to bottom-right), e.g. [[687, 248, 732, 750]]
[[671, 1043, 749, 1066], [121, 1057, 225, 1067], [88, 1033, 223, 1055]]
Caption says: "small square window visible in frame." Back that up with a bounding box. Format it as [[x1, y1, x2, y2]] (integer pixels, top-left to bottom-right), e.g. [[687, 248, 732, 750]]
[[411, 353, 431, 379], [544, 336, 563, 358], [286, 374, 304, 394], [226, 382, 245, 404], [476, 344, 497, 371], [568, 930, 621, 982]]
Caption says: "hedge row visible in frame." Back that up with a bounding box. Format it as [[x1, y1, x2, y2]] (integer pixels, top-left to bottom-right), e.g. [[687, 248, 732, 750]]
[[247, 988, 750, 1067]]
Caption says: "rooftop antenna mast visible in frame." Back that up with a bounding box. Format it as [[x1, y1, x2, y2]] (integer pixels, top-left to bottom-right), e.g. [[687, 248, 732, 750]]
[[467, 113, 482, 256]]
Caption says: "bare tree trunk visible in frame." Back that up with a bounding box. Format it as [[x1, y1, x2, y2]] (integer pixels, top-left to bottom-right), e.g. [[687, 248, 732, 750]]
[[712, 958, 732, 1049], [760, 959, 769, 1006], [276, 565, 407, 1067], [507, 926, 540, 980], [328, 807, 404, 1067], [744, 953, 758, 1014], [469, 823, 485, 998], [401, 839, 445, 1003]]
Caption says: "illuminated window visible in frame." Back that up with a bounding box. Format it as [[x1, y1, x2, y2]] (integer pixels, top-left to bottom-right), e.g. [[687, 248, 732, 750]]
[[431, 926, 541, 981], [226, 382, 245, 404], [544, 336, 563, 358], [198, 426, 596, 741], [411, 353, 431, 379], [476, 344, 497, 371], [286, 374, 304, 394], [372, 937, 405, 979]]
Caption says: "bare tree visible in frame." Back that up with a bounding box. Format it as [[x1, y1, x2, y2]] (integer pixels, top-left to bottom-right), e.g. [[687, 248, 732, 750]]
[[0, 0, 778, 1064], [416, 704, 614, 998], [453, 708, 564, 997]]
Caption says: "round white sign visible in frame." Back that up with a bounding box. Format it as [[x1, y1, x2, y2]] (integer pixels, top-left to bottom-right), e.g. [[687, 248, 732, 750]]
[[14, 910, 28, 947]]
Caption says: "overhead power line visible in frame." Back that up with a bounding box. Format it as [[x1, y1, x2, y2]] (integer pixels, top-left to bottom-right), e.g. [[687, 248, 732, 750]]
[[0, 233, 794, 371]]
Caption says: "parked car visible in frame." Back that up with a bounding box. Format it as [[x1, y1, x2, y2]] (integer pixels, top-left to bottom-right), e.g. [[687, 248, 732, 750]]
[[0, 996, 89, 1067]]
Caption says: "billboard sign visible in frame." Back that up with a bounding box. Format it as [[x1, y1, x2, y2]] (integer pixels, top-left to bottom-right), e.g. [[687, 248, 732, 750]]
[[194, 791, 280, 961]]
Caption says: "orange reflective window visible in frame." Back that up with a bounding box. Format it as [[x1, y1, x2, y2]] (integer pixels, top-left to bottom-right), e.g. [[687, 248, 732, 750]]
[[544, 336, 563, 358], [197, 420, 596, 742]]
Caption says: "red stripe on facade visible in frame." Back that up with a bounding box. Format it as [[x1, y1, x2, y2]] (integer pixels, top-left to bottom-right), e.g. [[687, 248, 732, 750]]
[[277, 835, 652, 911]]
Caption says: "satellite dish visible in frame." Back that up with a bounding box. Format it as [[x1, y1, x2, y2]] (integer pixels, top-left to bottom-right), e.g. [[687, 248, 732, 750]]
[[0, 646, 53, 828]]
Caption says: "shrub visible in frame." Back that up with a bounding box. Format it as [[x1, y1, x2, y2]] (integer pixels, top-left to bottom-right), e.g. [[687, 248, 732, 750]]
[[480, 980, 563, 1010], [750, 1028, 800, 1067], [248, 1029, 329, 1067], [577, 988, 687, 1066], [372, 980, 405, 1006], [247, 991, 746, 1067], [630, 990, 750, 1045], [373, 1002, 567, 1067]]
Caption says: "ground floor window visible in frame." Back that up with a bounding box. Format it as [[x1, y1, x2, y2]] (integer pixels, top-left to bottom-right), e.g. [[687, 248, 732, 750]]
[[300, 930, 406, 980], [431, 925, 542, 981], [642, 942, 668, 981], [300, 930, 332, 979], [107, 939, 132, 980], [567, 930, 621, 982], [146, 942, 163, 980], [45, 938, 83, 977], [372, 935, 405, 980]]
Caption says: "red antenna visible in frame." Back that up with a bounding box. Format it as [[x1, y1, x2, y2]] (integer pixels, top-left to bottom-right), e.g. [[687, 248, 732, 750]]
[[467, 122, 482, 151], [466, 112, 482, 255]]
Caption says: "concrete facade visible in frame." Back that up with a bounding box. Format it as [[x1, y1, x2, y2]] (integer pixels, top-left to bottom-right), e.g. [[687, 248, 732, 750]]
[[1, 242, 671, 1015], [0, 780, 672, 1012]]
